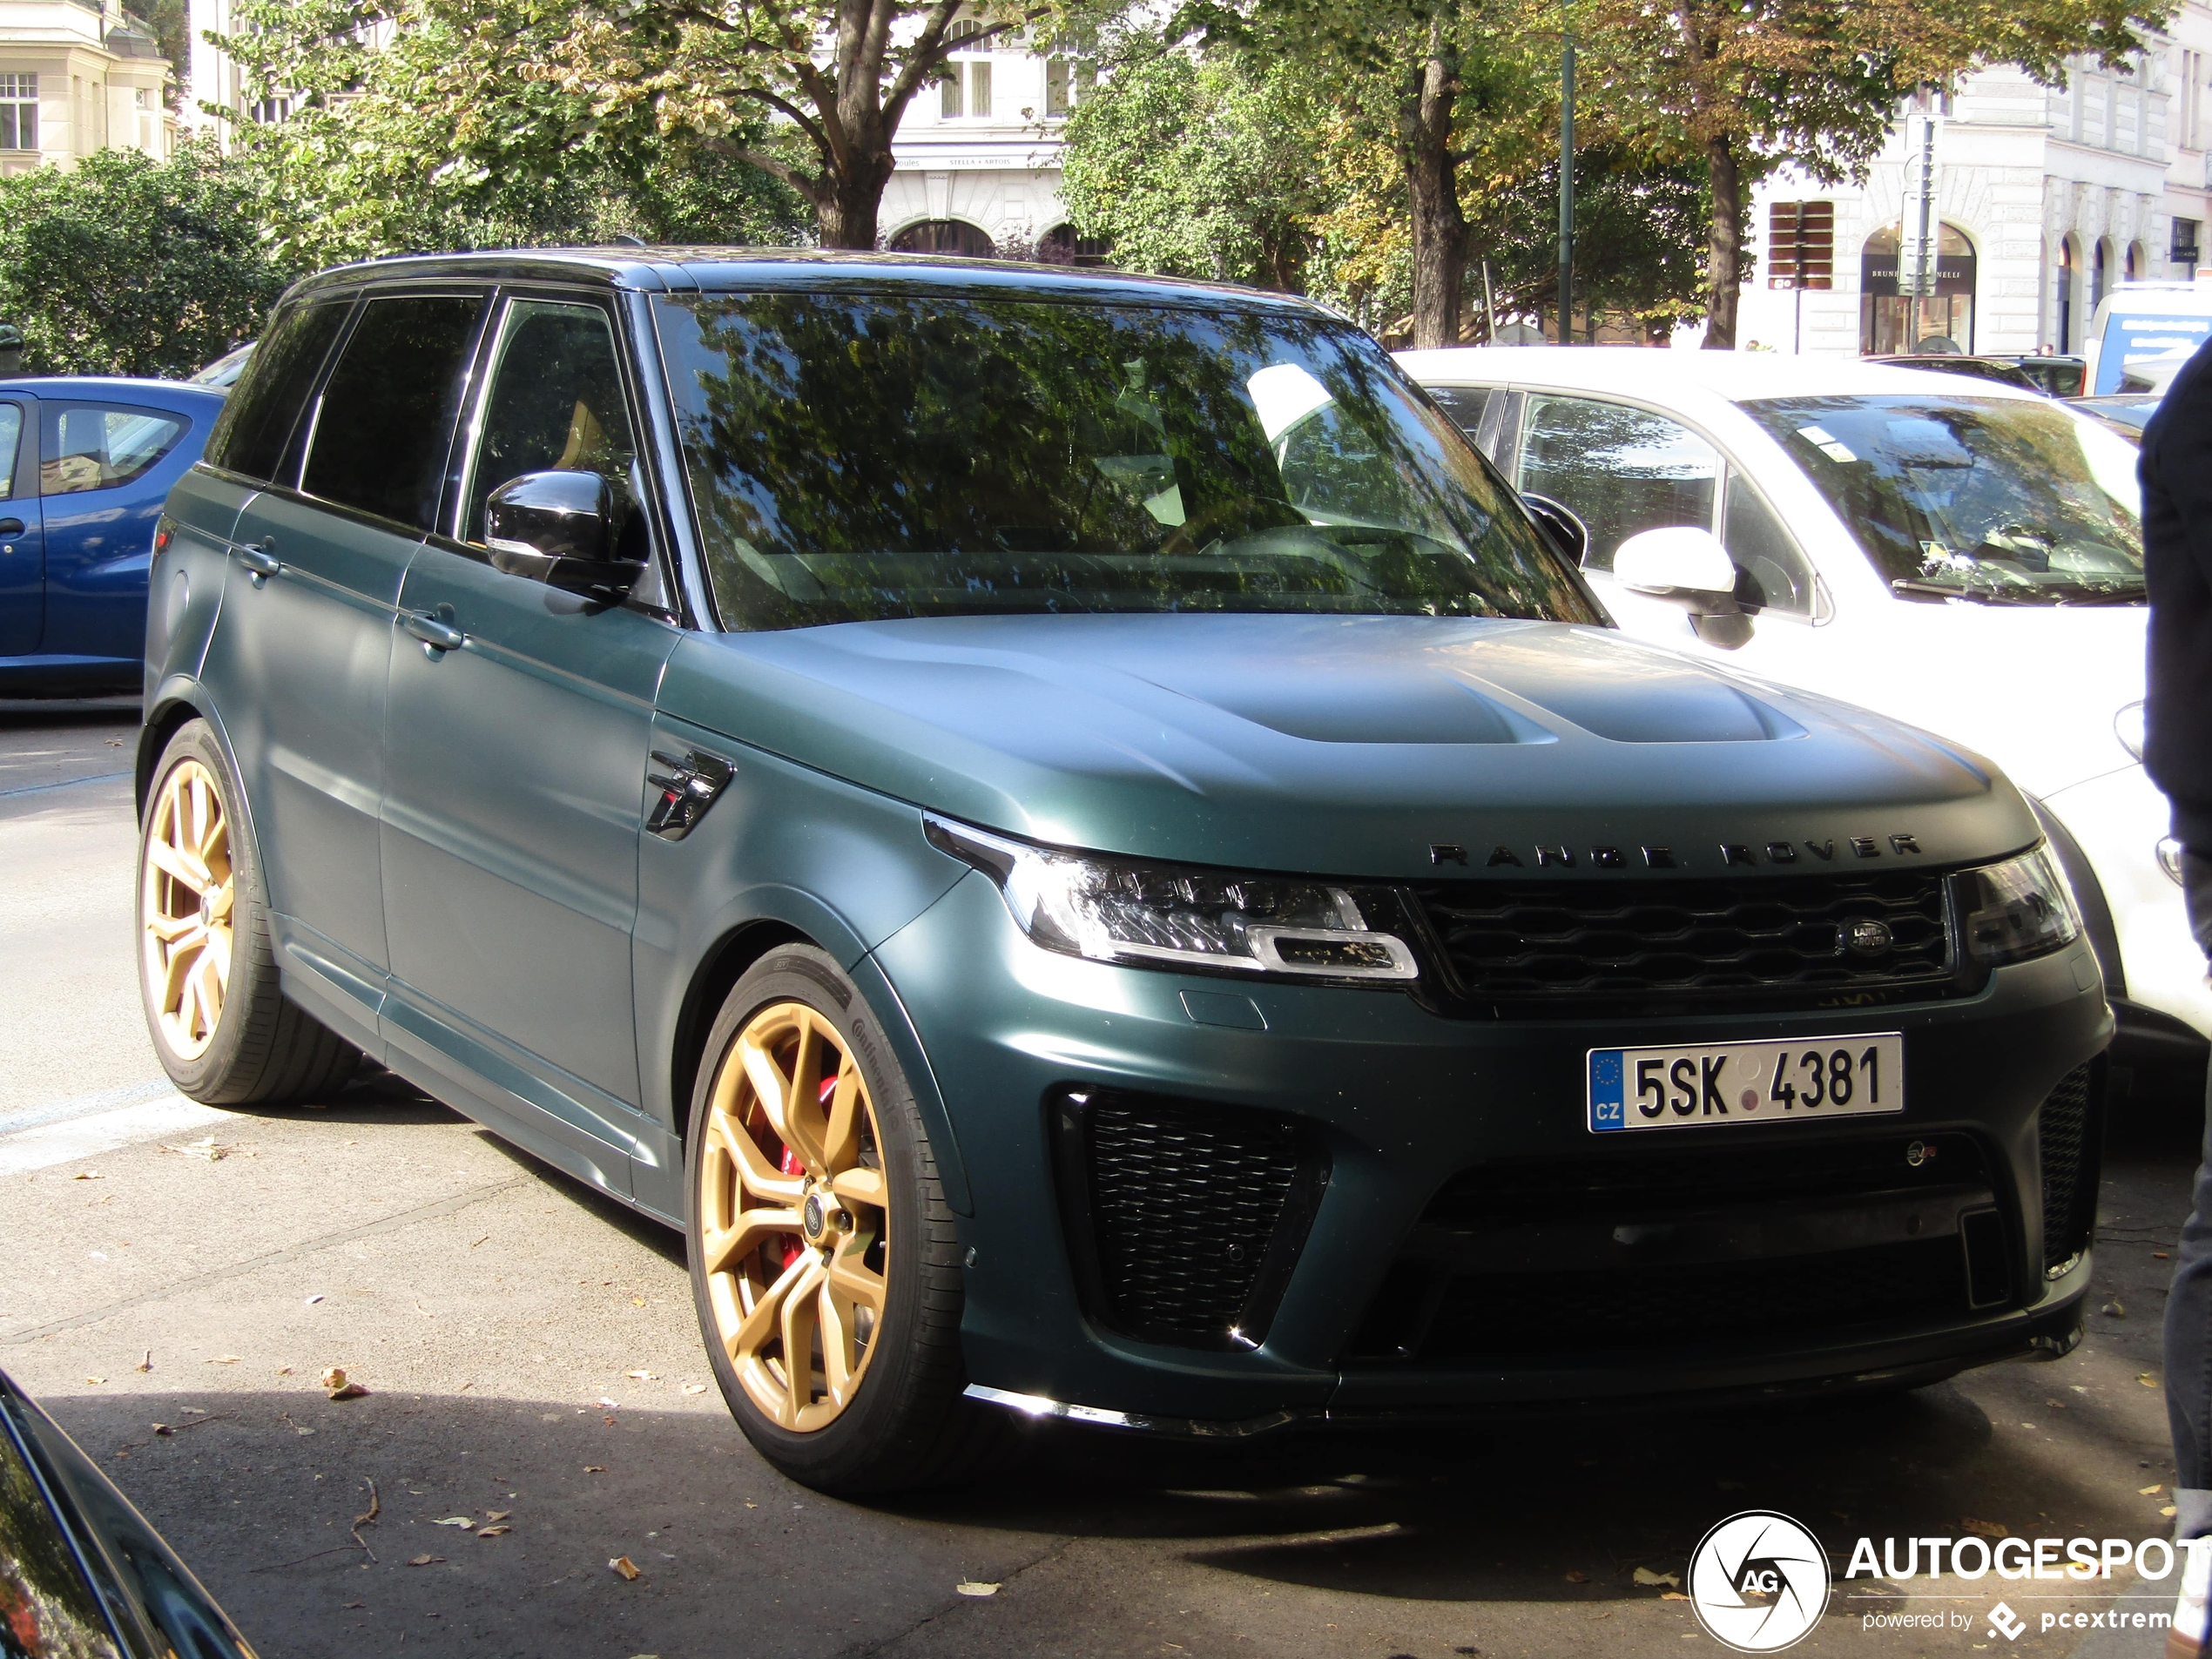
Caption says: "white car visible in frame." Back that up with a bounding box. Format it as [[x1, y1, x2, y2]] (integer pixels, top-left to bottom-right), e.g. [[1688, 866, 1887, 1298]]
[[1399, 346, 2204, 1076]]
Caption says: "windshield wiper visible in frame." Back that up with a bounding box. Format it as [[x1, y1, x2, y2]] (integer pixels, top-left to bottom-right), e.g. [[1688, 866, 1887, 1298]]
[[2053, 582, 2148, 606], [1891, 578, 1993, 602]]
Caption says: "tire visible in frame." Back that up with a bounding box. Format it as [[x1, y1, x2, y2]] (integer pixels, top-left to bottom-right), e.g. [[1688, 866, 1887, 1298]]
[[685, 946, 1000, 1494], [136, 718, 359, 1106]]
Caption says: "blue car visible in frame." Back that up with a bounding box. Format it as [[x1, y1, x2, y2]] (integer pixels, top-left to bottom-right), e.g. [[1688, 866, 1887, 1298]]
[[1, 378, 226, 695]]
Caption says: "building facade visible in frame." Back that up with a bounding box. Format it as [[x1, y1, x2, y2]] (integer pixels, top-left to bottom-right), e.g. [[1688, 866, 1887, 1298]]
[[1736, 6, 2212, 356], [0, 0, 174, 176]]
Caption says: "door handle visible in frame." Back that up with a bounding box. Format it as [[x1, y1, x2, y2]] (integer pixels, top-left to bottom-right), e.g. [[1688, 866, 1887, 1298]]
[[403, 609, 466, 653], [237, 542, 280, 585], [0, 518, 23, 537]]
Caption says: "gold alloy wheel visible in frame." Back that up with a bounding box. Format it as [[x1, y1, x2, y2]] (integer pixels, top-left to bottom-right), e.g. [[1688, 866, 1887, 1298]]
[[140, 759, 235, 1062], [698, 1001, 891, 1432]]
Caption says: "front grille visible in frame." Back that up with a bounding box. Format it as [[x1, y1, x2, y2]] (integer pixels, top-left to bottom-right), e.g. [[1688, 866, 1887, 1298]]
[[1348, 1130, 2005, 1364], [1053, 1090, 1327, 1349], [2039, 1060, 2103, 1272], [1410, 872, 1956, 1016]]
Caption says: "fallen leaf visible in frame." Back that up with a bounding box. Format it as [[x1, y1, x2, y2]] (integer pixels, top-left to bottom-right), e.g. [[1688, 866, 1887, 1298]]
[[2102, 1299, 2127, 1318], [407, 1555, 443, 1568], [583, 1465, 606, 1474], [1565, 1570, 1589, 1583], [206, 1355, 240, 1366], [181, 1407, 206, 1415], [1662, 1591, 1691, 1602], [476, 1525, 510, 1537], [343, 1601, 365, 1608], [486, 1510, 510, 1522], [2165, 1506, 2181, 1519], [610, 1556, 643, 1581], [631, 1298, 645, 1307], [320, 1367, 347, 1388], [955, 1581, 1000, 1596], [328, 1382, 368, 1400], [2141, 1373, 2161, 1388], [2156, 1251, 2171, 1259], [681, 1383, 708, 1395], [83, 1376, 105, 1386], [134, 1352, 151, 1373], [72, 1171, 99, 1181], [1634, 1568, 1682, 1588], [433, 1517, 474, 1527], [152, 1424, 172, 1436], [1961, 1517, 2008, 1539], [2143, 1484, 2166, 1495], [597, 1397, 619, 1409], [305, 1294, 325, 1305]]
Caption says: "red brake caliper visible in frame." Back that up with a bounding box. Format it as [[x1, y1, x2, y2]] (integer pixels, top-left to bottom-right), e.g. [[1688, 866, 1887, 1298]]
[[776, 1074, 840, 1270]]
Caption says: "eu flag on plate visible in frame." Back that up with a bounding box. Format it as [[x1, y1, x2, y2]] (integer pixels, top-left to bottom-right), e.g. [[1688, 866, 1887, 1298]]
[[1589, 1049, 1625, 1130]]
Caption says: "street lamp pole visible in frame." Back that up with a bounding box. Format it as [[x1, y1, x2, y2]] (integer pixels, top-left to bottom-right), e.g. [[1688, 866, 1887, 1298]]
[[1559, 27, 1575, 344]]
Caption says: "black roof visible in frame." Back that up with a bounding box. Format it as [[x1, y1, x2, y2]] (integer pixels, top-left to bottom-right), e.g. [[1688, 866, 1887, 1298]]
[[286, 247, 1323, 316]]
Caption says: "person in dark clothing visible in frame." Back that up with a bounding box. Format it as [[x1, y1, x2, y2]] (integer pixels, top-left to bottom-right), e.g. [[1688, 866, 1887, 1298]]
[[2140, 344, 2212, 1656]]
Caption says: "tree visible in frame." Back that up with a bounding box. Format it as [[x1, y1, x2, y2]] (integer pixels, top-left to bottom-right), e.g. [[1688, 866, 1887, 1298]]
[[1058, 35, 1326, 290], [219, 0, 809, 266], [0, 143, 292, 377], [1576, 0, 2168, 346], [535, 0, 1051, 249]]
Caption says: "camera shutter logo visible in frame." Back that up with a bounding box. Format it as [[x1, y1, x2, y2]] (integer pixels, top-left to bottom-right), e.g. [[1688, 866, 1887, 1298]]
[[1687, 1511, 1831, 1652]]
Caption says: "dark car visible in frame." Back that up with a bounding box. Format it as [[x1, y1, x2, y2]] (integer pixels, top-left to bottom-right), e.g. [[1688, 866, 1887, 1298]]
[[141, 250, 2107, 1494], [1986, 354, 2088, 397], [0, 1368, 257, 1657], [1, 378, 225, 695], [1864, 354, 2045, 392]]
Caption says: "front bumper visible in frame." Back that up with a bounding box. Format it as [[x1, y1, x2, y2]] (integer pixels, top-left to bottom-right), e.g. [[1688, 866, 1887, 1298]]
[[871, 873, 2111, 1427]]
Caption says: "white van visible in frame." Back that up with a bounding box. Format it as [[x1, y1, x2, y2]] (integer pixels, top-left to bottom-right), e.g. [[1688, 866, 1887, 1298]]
[[2082, 280, 2212, 395]]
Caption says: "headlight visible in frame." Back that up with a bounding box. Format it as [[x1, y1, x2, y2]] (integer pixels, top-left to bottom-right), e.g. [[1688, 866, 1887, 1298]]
[[2115, 699, 2146, 761], [1951, 846, 2081, 967], [923, 814, 1420, 982]]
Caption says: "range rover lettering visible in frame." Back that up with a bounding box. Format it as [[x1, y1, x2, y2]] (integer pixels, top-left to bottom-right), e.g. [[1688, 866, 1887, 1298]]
[[140, 251, 2107, 1493]]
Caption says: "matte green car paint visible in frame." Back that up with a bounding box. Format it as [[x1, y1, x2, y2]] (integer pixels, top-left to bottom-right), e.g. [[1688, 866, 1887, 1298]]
[[143, 465, 250, 707], [155, 250, 2110, 1427], [654, 614, 2032, 878], [873, 869, 2105, 1420]]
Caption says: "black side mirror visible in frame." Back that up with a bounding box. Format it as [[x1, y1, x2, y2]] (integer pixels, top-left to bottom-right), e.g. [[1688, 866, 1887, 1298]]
[[1520, 491, 1590, 566], [484, 470, 643, 600]]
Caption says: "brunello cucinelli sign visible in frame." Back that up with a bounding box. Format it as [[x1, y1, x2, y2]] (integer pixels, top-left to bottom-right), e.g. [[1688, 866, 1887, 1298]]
[[1863, 247, 1976, 298]]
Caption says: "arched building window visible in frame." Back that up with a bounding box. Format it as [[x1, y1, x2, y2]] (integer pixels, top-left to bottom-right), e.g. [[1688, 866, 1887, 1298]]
[[1036, 224, 1109, 266], [2126, 240, 2145, 281], [2092, 238, 2111, 309], [2057, 236, 2078, 353], [887, 219, 998, 258], [1859, 221, 1978, 354]]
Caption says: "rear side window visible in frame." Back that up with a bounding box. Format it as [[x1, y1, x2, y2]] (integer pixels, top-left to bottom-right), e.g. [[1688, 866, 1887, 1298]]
[[39, 403, 188, 496], [204, 300, 347, 483], [0, 402, 22, 499], [302, 293, 485, 532], [1426, 384, 1495, 443]]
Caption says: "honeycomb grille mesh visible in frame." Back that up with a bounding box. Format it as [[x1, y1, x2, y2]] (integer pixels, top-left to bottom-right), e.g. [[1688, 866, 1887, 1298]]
[[1082, 1099, 1303, 1343], [1411, 872, 1954, 1013], [2039, 1062, 2100, 1271]]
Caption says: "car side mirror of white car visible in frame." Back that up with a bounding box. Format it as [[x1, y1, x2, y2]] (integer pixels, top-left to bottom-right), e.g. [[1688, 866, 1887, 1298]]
[[1614, 526, 1742, 616]]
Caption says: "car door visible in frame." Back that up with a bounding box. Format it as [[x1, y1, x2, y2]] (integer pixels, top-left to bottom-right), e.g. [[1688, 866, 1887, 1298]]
[[0, 396, 41, 658], [1511, 390, 1828, 660], [206, 289, 486, 1045], [36, 399, 195, 672], [377, 290, 679, 1197]]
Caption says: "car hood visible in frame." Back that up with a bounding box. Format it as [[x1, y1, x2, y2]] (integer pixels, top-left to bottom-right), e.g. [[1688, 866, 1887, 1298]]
[[663, 614, 2035, 877]]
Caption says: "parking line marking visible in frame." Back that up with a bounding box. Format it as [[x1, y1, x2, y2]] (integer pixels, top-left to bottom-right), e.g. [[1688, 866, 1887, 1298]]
[[0, 1079, 183, 1139], [0, 1096, 228, 1178], [0, 769, 131, 800]]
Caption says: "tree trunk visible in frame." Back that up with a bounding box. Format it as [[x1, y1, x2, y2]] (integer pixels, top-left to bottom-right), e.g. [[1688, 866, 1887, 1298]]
[[816, 152, 894, 250], [1402, 35, 1467, 349], [1702, 132, 1742, 349]]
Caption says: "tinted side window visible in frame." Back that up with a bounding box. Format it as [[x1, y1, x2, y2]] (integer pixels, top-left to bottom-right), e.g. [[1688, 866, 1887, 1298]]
[[462, 300, 638, 549], [303, 294, 485, 533], [1518, 395, 1718, 570], [40, 403, 188, 496], [1426, 385, 1495, 445], [204, 300, 348, 483]]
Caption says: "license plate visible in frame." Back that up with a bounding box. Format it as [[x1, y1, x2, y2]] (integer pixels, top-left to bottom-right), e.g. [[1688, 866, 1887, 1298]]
[[1588, 1034, 1905, 1133]]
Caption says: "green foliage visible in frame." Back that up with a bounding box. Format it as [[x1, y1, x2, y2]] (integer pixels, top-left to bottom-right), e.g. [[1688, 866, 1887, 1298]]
[[0, 142, 293, 377], [1060, 38, 1326, 290], [219, 0, 811, 267]]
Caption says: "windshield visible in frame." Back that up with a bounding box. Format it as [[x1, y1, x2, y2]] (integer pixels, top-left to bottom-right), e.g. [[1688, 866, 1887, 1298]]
[[655, 292, 1599, 630], [1742, 394, 2144, 606]]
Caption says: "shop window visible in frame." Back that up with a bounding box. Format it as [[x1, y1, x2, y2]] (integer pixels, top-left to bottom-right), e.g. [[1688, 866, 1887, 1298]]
[[1860, 221, 1978, 354]]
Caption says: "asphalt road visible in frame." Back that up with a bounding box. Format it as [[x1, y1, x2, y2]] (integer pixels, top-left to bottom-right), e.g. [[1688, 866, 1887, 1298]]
[[2, 700, 2207, 1659]]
